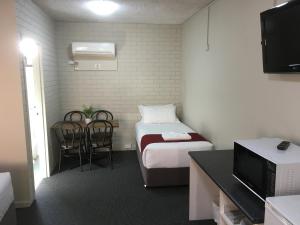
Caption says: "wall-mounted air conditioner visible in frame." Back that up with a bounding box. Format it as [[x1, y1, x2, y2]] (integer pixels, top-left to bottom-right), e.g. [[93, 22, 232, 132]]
[[72, 42, 115, 58], [70, 42, 117, 71]]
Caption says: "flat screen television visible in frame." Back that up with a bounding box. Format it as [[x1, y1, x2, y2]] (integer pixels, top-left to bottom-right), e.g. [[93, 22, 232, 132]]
[[260, 1, 300, 73]]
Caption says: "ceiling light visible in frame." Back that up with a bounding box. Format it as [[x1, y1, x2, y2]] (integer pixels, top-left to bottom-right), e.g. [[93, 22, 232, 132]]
[[85, 1, 119, 16]]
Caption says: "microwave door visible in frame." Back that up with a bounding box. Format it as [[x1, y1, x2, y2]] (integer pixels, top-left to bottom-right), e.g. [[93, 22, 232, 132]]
[[233, 145, 268, 199]]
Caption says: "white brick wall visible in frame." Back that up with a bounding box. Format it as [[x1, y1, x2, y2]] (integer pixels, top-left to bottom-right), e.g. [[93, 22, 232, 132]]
[[16, 0, 60, 171], [56, 22, 182, 150]]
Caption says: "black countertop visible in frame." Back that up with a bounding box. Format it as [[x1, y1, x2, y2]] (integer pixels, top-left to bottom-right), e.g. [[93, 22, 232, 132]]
[[189, 150, 265, 224]]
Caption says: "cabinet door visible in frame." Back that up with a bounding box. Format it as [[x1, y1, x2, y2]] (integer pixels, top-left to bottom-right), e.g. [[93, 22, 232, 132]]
[[265, 205, 292, 225]]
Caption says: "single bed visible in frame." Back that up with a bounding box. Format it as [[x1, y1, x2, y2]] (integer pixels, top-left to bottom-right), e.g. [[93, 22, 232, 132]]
[[0, 172, 16, 225], [136, 121, 213, 187]]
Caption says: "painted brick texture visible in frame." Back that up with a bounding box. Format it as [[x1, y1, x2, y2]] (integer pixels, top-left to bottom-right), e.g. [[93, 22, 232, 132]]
[[56, 22, 182, 150]]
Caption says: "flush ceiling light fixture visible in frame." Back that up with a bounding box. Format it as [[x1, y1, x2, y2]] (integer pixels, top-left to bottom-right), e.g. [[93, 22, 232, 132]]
[[85, 0, 120, 16]]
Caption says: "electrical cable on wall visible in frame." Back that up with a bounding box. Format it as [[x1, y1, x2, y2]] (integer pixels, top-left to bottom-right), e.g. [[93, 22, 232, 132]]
[[205, 0, 218, 52], [206, 6, 210, 51]]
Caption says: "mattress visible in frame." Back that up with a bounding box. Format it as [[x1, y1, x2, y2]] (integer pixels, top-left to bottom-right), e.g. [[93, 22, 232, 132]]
[[0, 173, 14, 222], [136, 121, 213, 169]]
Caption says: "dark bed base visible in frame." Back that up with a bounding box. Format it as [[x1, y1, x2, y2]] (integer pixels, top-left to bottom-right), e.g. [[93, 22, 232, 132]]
[[0, 203, 16, 225], [136, 146, 189, 187]]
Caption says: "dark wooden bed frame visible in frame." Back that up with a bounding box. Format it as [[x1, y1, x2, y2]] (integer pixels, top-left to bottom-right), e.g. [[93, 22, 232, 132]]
[[136, 145, 189, 187]]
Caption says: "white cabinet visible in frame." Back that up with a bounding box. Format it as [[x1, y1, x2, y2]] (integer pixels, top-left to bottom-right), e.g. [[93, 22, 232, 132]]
[[265, 196, 300, 225], [265, 204, 291, 225]]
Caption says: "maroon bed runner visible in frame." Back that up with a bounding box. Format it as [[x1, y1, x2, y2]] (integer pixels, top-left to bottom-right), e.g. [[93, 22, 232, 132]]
[[140, 133, 208, 153]]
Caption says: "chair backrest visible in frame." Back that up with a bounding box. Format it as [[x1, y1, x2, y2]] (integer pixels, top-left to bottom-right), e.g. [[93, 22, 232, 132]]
[[92, 110, 113, 121], [64, 111, 87, 121], [53, 121, 83, 149], [87, 120, 113, 147]]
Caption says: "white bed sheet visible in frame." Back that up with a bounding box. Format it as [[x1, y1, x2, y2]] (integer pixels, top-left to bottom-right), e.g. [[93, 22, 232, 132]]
[[136, 121, 213, 169], [0, 172, 14, 222]]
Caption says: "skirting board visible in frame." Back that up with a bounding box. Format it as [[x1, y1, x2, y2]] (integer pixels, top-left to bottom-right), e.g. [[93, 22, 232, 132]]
[[15, 200, 33, 208]]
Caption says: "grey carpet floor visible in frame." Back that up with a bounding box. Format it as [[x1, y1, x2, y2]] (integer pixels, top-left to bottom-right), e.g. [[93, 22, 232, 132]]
[[16, 151, 216, 225]]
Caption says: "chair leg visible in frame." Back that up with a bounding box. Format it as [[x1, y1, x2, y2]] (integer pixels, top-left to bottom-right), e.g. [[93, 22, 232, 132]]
[[109, 149, 113, 170], [111, 145, 113, 169], [84, 139, 88, 155], [58, 150, 62, 172], [89, 149, 93, 171], [79, 151, 83, 172]]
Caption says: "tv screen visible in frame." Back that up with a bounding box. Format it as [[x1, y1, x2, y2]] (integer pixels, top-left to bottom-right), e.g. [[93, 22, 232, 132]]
[[260, 1, 300, 73]]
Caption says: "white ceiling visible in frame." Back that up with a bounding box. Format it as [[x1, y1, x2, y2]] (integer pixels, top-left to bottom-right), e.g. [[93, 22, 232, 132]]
[[33, 0, 214, 24]]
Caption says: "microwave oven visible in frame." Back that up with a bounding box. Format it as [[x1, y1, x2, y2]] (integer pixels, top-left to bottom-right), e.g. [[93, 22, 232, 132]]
[[233, 138, 300, 201]]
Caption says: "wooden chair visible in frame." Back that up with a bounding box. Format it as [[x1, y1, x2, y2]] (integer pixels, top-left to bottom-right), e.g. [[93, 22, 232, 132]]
[[91, 110, 113, 121], [64, 110, 88, 149], [87, 120, 113, 170], [53, 121, 84, 172], [64, 111, 87, 121]]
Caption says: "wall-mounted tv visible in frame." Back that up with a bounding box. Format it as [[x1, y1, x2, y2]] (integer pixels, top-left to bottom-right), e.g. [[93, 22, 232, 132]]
[[260, 1, 300, 73]]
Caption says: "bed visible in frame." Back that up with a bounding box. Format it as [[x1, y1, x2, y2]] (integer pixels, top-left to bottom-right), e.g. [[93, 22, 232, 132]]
[[136, 120, 213, 187], [0, 172, 16, 225]]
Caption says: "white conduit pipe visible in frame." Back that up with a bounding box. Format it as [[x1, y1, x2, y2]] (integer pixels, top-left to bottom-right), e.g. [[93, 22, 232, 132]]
[[205, 0, 218, 52], [206, 6, 211, 51]]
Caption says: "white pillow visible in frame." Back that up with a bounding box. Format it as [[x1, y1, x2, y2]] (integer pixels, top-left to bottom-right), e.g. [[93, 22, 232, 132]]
[[138, 104, 178, 123]]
